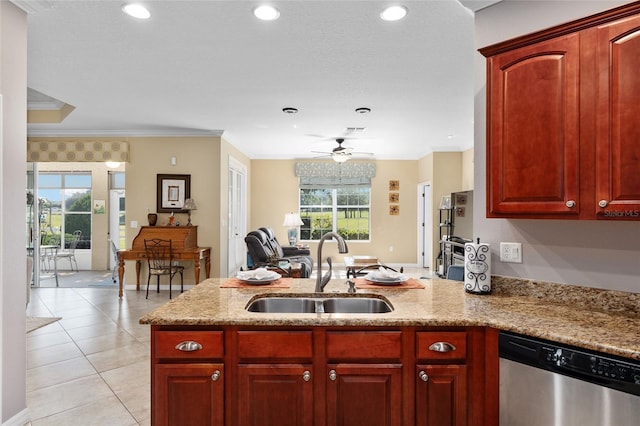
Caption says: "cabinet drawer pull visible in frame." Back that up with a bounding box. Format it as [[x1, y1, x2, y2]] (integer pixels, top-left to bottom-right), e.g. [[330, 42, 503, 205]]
[[428, 342, 456, 353], [419, 371, 429, 382], [175, 341, 203, 352], [598, 199, 608, 208], [566, 200, 576, 208], [303, 370, 311, 382], [211, 370, 221, 381], [329, 369, 337, 381]]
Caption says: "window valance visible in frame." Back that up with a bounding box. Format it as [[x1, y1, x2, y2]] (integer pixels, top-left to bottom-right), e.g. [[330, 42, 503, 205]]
[[295, 161, 376, 188], [27, 139, 129, 162]]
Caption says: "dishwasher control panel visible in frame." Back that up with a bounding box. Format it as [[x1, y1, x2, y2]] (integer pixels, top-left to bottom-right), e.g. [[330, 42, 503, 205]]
[[500, 331, 640, 397], [541, 346, 640, 385]]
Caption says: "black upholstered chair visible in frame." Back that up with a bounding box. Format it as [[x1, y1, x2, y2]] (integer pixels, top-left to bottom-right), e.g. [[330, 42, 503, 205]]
[[244, 228, 313, 277]]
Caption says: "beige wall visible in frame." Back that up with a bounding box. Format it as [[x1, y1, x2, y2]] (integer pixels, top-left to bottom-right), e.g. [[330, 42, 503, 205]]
[[461, 148, 474, 191], [126, 136, 223, 281], [250, 159, 419, 266], [28, 145, 470, 279]]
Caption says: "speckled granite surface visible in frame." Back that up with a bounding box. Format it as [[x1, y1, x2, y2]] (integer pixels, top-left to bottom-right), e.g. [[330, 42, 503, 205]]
[[139, 276, 640, 361]]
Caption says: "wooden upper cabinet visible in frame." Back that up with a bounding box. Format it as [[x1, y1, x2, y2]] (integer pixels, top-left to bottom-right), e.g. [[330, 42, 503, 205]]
[[485, 34, 581, 217], [481, 2, 640, 220], [595, 14, 640, 218]]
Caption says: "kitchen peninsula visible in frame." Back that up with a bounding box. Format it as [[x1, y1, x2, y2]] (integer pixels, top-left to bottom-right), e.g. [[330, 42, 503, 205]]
[[140, 277, 640, 425]]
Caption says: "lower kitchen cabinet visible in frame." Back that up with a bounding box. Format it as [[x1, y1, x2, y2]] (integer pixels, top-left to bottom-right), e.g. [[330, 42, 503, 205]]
[[326, 364, 403, 426], [237, 364, 314, 426], [154, 363, 224, 426], [150, 326, 496, 426], [416, 364, 468, 426]]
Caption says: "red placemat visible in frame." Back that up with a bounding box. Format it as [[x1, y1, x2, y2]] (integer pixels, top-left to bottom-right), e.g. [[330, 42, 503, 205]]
[[221, 278, 292, 288], [354, 277, 425, 289]]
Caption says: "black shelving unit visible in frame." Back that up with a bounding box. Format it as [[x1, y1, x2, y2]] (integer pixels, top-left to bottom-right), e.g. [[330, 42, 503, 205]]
[[436, 208, 454, 277]]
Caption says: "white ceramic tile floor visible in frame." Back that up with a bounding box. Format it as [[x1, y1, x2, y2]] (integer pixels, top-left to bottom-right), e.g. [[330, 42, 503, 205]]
[[26, 272, 167, 426]]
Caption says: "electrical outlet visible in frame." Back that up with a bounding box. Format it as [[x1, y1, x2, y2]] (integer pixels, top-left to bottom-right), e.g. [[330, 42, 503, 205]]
[[500, 242, 522, 263], [389, 246, 394, 252], [130, 220, 138, 229]]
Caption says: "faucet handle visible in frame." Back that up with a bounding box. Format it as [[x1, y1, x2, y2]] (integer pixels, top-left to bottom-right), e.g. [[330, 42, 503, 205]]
[[347, 280, 356, 293]]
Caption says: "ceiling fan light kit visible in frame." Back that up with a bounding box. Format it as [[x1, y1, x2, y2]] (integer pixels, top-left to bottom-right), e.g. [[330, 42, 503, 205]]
[[355, 107, 371, 114], [282, 107, 298, 114], [253, 5, 280, 21], [121, 3, 151, 19], [332, 153, 350, 163], [380, 6, 408, 21]]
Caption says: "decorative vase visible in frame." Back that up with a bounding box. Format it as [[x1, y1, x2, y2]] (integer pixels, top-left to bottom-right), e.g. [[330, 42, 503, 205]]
[[147, 213, 158, 226]]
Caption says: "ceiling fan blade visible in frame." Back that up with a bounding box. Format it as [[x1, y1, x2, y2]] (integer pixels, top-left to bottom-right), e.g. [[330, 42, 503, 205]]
[[311, 150, 331, 155]]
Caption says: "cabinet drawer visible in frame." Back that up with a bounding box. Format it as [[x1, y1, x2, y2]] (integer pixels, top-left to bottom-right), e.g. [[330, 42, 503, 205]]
[[416, 332, 466, 361], [155, 331, 224, 359], [326, 331, 402, 361], [237, 331, 313, 361]]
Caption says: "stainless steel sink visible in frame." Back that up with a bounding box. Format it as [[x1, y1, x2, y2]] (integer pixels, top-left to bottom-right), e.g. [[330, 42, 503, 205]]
[[245, 297, 316, 313], [322, 297, 392, 313], [245, 295, 393, 314]]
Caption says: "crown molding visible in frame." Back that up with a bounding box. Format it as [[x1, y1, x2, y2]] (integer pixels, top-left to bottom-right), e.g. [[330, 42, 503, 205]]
[[10, 0, 52, 14], [26, 129, 225, 138]]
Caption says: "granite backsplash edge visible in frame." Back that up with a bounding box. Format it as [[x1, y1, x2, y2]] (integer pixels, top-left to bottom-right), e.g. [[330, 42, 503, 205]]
[[490, 275, 640, 318]]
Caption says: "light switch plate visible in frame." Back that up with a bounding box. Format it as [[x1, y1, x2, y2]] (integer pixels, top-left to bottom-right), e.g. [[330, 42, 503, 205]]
[[500, 242, 522, 263], [130, 220, 138, 229]]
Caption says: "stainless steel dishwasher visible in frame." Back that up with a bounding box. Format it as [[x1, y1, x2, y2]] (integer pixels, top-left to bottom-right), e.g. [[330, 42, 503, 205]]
[[499, 331, 640, 426]]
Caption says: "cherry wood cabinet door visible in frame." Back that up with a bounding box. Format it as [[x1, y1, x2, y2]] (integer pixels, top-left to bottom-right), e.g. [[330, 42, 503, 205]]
[[326, 364, 403, 426], [595, 14, 640, 218], [236, 364, 314, 426], [415, 364, 468, 426], [486, 34, 581, 217], [154, 363, 224, 426]]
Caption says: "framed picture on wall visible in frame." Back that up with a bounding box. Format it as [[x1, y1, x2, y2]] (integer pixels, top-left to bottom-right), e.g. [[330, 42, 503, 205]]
[[388, 192, 399, 203], [157, 174, 191, 213], [389, 180, 400, 191]]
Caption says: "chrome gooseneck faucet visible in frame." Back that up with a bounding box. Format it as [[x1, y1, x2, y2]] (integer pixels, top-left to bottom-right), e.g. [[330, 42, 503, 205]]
[[315, 232, 349, 292]]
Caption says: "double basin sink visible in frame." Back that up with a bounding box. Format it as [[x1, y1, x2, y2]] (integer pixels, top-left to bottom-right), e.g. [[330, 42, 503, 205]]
[[246, 294, 393, 314]]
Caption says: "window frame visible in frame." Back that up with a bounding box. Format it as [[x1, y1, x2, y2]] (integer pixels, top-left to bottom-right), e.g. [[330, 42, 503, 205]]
[[299, 186, 371, 242]]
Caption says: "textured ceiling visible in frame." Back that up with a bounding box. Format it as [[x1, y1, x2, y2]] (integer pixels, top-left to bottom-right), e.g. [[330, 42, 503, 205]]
[[23, 0, 491, 160]]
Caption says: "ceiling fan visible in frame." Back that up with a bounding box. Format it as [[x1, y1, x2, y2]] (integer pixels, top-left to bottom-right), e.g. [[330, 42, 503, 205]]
[[312, 138, 374, 163]]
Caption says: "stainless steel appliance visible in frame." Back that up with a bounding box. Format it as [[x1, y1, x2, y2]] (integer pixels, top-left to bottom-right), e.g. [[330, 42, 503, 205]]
[[499, 331, 640, 426]]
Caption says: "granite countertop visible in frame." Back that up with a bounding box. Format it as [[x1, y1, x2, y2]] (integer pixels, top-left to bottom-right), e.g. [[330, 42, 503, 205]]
[[139, 276, 640, 361]]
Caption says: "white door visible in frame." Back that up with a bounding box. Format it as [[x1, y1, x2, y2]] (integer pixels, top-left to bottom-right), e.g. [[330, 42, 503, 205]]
[[227, 156, 247, 277], [420, 183, 432, 268]]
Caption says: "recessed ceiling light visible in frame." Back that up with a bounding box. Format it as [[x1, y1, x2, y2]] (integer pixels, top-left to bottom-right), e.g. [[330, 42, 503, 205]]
[[254, 5, 280, 21], [122, 3, 150, 19], [380, 6, 407, 21], [282, 107, 298, 114]]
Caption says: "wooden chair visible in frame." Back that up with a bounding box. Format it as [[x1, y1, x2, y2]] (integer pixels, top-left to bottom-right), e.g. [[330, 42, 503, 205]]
[[144, 238, 184, 299]]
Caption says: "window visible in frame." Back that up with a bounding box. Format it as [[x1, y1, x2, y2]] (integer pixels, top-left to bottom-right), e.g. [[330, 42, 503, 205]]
[[38, 172, 92, 249], [299, 187, 370, 241]]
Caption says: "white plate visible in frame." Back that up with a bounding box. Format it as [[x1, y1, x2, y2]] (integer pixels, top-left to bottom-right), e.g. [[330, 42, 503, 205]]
[[364, 273, 407, 285], [237, 272, 281, 285]]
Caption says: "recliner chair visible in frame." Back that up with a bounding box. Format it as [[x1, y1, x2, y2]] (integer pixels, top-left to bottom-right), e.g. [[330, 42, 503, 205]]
[[244, 228, 313, 277]]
